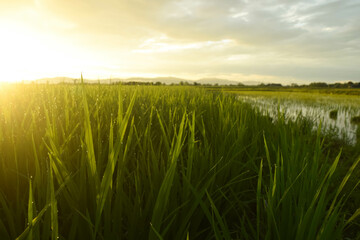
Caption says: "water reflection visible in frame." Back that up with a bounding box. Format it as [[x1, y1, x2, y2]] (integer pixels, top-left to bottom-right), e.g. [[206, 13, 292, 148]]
[[238, 95, 360, 145]]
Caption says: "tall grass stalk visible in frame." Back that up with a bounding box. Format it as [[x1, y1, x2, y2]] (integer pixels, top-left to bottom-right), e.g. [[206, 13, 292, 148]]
[[0, 84, 358, 239]]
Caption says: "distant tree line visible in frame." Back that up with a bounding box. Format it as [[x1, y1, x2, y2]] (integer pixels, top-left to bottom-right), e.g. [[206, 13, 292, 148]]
[[254, 81, 360, 89], [307, 81, 360, 88], [37, 79, 360, 88], [119, 81, 164, 85]]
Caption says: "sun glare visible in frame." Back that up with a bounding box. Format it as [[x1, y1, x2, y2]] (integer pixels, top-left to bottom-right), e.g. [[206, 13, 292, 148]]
[[0, 20, 89, 83], [1, 23, 42, 82]]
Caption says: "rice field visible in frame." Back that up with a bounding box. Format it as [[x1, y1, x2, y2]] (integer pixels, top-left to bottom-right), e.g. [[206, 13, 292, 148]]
[[0, 83, 360, 239], [234, 91, 360, 145]]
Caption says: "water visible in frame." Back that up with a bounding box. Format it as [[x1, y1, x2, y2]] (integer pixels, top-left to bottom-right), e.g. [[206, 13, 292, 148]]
[[237, 95, 360, 145]]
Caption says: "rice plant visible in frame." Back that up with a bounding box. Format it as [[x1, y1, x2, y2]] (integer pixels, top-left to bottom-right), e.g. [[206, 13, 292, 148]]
[[0, 84, 359, 239]]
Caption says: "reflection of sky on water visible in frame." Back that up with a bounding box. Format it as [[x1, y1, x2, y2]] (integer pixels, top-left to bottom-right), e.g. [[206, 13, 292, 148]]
[[238, 96, 360, 145]]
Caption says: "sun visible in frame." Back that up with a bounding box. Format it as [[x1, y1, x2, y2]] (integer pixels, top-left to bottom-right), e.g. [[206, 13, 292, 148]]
[[0, 22, 42, 82], [0, 20, 85, 83]]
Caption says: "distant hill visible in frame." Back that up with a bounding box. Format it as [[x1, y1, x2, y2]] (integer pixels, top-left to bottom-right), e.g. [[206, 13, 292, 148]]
[[35, 77, 122, 84], [31, 76, 259, 86], [241, 81, 261, 86], [125, 77, 187, 85], [35, 77, 76, 84], [196, 78, 240, 85]]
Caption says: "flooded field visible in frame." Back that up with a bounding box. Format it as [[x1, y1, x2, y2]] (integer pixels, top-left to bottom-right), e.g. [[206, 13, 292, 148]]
[[236, 91, 360, 144]]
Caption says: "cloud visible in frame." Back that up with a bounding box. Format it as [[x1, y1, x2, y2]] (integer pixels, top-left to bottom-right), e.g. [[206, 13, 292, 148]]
[[1, 0, 359, 83]]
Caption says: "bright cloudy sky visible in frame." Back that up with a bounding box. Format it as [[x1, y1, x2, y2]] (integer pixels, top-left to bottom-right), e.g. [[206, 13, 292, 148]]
[[0, 0, 359, 83]]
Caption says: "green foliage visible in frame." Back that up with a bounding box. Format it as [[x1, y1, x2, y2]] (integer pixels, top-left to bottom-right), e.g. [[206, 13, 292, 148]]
[[351, 116, 360, 125], [0, 84, 359, 239], [329, 110, 338, 120]]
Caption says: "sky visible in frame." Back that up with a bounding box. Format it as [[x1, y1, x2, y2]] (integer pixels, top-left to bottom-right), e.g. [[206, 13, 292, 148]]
[[0, 0, 359, 84]]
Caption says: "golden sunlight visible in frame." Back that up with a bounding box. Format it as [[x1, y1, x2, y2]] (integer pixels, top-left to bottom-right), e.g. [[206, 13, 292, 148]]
[[0, 19, 98, 82], [1, 22, 65, 82], [0, 0, 358, 83]]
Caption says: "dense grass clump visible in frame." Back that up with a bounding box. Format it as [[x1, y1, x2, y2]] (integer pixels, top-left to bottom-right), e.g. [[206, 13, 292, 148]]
[[0, 84, 359, 239], [351, 116, 360, 124], [329, 109, 338, 120]]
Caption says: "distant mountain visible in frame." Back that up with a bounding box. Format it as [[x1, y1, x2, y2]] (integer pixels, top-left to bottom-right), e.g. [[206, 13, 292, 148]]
[[120, 77, 243, 85], [196, 78, 241, 85], [35, 77, 123, 84], [31, 76, 258, 86], [125, 77, 188, 85], [35, 77, 76, 84], [241, 81, 260, 86]]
